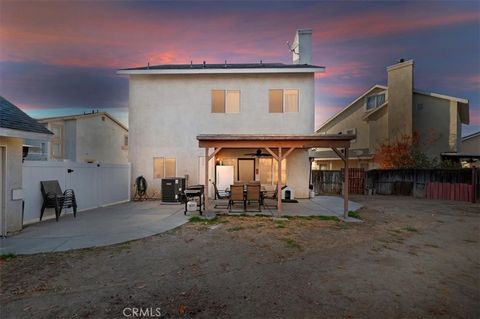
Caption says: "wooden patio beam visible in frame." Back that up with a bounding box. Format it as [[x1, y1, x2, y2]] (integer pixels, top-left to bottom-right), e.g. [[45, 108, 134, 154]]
[[199, 140, 350, 149], [207, 147, 222, 161], [331, 147, 346, 162], [264, 147, 279, 161]]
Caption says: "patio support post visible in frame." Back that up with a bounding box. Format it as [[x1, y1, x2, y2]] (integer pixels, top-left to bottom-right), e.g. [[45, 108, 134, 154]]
[[277, 147, 282, 215], [204, 147, 209, 214], [344, 147, 349, 219]]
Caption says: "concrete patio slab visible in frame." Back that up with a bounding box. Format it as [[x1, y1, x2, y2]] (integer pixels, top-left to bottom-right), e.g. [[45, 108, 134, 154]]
[[0, 201, 188, 255], [0, 195, 361, 255], [215, 195, 362, 217]]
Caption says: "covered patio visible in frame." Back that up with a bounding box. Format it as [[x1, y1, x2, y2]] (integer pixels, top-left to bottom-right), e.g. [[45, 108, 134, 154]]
[[197, 134, 356, 218]]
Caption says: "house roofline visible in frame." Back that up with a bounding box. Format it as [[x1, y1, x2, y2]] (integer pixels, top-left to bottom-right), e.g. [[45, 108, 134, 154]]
[[38, 112, 128, 132], [316, 84, 387, 131], [413, 89, 469, 104], [316, 85, 471, 131], [462, 131, 480, 141], [0, 127, 52, 141], [117, 67, 325, 75]]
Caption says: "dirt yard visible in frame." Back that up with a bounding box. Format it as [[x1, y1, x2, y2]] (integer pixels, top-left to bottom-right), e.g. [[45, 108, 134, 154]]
[[1, 196, 479, 318]]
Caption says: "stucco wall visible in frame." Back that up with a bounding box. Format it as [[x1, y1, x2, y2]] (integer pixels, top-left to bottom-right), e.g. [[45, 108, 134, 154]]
[[0, 136, 23, 233], [367, 105, 389, 152], [462, 135, 480, 154], [128, 73, 315, 198], [413, 94, 459, 159], [317, 87, 386, 152], [76, 116, 128, 164]]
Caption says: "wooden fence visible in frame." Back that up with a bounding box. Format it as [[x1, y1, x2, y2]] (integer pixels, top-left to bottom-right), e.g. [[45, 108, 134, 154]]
[[312, 168, 479, 203], [312, 168, 365, 195], [366, 168, 479, 202]]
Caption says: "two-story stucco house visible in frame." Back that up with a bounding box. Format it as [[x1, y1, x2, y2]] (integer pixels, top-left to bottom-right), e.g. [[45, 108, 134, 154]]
[[25, 111, 129, 164], [313, 59, 470, 170], [118, 29, 325, 199]]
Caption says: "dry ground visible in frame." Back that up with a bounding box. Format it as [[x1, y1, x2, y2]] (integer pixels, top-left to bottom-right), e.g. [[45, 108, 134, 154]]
[[1, 196, 479, 318]]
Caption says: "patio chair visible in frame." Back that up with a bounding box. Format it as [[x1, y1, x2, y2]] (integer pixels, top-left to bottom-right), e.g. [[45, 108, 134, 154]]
[[263, 184, 278, 209], [40, 180, 77, 222], [228, 184, 245, 212], [212, 182, 229, 208], [246, 184, 261, 212]]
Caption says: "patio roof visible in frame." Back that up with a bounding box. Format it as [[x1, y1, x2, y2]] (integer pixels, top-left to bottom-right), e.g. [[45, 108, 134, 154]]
[[197, 134, 355, 148], [197, 134, 355, 218]]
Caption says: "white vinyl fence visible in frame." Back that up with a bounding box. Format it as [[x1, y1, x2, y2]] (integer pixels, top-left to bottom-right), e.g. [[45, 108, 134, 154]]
[[22, 160, 131, 224]]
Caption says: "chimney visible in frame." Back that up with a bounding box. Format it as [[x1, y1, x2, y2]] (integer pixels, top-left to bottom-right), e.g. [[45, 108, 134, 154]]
[[386, 59, 414, 142], [291, 29, 312, 65]]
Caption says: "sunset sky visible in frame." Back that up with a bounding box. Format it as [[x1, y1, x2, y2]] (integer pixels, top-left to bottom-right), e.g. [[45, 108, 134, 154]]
[[0, 1, 479, 135]]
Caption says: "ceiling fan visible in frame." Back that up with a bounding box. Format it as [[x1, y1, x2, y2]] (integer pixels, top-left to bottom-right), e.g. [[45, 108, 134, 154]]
[[244, 149, 272, 157]]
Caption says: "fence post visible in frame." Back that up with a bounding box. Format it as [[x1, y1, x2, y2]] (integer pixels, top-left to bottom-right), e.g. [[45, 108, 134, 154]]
[[472, 167, 476, 204]]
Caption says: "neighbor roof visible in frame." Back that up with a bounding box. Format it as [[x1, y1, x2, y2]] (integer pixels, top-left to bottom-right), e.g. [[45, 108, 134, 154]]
[[118, 62, 325, 75], [38, 112, 128, 131], [462, 131, 480, 141], [316, 84, 470, 131], [0, 96, 53, 139]]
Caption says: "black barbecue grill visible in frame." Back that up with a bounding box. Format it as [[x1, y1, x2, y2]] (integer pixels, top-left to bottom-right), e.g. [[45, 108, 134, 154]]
[[183, 185, 204, 215]]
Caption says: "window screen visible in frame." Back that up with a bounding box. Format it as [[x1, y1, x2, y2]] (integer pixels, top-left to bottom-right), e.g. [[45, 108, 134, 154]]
[[165, 158, 176, 177], [226, 90, 240, 113], [269, 89, 283, 113], [284, 89, 299, 112], [211, 90, 225, 113], [153, 157, 165, 179]]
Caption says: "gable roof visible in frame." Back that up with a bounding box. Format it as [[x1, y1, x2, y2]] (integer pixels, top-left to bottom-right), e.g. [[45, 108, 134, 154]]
[[0, 96, 53, 139], [413, 89, 469, 124], [316, 85, 387, 131], [118, 62, 325, 75], [462, 131, 480, 141], [316, 84, 470, 132], [38, 112, 128, 132]]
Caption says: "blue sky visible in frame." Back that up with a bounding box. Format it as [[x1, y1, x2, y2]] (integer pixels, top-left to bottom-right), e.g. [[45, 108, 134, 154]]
[[0, 0, 479, 135]]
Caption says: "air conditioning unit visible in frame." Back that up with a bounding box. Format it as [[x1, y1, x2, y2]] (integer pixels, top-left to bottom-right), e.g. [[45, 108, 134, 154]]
[[161, 178, 185, 202]]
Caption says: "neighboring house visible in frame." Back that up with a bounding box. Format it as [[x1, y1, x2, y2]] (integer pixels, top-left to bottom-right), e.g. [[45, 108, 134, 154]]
[[118, 29, 325, 198], [25, 112, 129, 165], [461, 131, 480, 155], [0, 96, 53, 235], [313, 59, 470, 170]]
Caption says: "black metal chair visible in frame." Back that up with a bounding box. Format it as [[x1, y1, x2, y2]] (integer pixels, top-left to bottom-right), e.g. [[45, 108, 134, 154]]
[[40, 180, 77, 222]]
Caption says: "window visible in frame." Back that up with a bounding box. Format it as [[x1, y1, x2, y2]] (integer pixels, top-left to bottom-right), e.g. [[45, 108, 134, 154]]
[[284, 89, 299, 112], [417, 103, 424, 111], [211, 90, 240, 113], [366, 93, 385, 111], [269, 89, 299, 113], [50, 124, 63, 160], [124, 135, 128, 146], [154, 157, 176, 179]]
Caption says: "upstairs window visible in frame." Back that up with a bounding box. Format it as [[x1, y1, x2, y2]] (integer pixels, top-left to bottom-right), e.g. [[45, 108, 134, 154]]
[[269, 89, 299, 113], [366, 93, 385, 111], [211, 90, 240, 113]]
